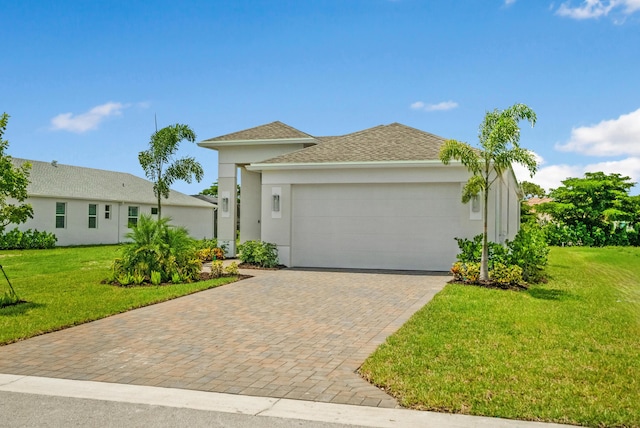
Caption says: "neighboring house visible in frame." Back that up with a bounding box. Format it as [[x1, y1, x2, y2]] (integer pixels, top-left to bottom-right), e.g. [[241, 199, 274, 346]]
[[199, 121, 522, 271], [10, 158, 216, 246], [525, 197, 553, 222]]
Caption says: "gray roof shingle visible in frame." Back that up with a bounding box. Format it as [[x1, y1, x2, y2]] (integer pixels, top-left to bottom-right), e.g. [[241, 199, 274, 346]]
[[202, 121, 316, 142], [12, 158, 213, 208], [259, 123, 447, 164]]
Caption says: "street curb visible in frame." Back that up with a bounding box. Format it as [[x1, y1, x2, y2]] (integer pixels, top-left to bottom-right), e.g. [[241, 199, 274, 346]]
[[0, 374, 577, 428]]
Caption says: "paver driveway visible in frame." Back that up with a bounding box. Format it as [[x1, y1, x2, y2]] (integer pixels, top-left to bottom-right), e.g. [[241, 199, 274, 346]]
[[0, 269, 447, 408]]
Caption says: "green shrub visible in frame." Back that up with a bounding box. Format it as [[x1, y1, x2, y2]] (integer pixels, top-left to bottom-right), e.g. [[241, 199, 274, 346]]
[[195, 238, 227, 261], [237, 240, 279, 268], [210, 260, 224, 278], [117, 273, 134, 286], [506, 222, 549, 282], [150, 271, 162, 285], [132, 272, 146, 285], [224, 261, 239, 276], [109, 215, 201, 285], [490, 263, 524, 286], [455, 235, 508, 269], [451, 262, 480, 283], [454, 223, 549, 284], [0, 228, 57, 250]]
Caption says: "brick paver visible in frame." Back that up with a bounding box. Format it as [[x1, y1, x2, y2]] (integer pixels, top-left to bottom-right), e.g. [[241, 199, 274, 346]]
[[0, 268, 447, 408]]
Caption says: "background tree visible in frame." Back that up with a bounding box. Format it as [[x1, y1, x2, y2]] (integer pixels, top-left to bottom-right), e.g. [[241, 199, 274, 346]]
[[440, 104, 537, 281], [201, 181, 241, 202], [520, 181, 547, 224], [537, 172, 640, 246], [521, 181, 546, 199], [139, 123, 204, 218], [201, 181, 219, 197], [0, 113, 33, 233]]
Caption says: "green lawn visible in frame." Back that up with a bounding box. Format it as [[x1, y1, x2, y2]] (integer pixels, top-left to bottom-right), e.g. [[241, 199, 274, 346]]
[[0, 245, 238, 345], [360, 247, 640, 428]]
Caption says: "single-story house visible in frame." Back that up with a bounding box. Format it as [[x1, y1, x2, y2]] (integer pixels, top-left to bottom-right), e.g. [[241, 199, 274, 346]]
[[9, 158, 216, 246], [198, 121, 522, 271]]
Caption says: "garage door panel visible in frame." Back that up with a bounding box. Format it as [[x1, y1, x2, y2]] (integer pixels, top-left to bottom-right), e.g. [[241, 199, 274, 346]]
[[292, 183, 462, 271]]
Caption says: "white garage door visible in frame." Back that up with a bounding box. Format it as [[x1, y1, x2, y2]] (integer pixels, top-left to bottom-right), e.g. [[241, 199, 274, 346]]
[[291, 183, 462, 271]]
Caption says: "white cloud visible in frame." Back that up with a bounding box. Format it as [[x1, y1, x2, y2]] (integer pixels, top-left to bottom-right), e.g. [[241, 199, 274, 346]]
[[512, 151, 545, 182], [513, 153, 640, 192], [556, 107, 640, 156], [505, 0, 517, 5], [50, 102, 127, 133], [555, 0, 640, 19], [410, 100, 458, 112]]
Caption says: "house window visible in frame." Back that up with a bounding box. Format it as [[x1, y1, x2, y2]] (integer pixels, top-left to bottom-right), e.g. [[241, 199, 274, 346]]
[[128, 206, 139, 228], [55, 202, 66, 229], [105, 204, 111, 219], [88, 204, 98, 229], [151, 207, 158, 215]]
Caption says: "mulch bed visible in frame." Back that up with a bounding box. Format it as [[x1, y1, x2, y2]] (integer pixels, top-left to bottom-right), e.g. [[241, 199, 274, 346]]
[[237, 263, 286, 270]]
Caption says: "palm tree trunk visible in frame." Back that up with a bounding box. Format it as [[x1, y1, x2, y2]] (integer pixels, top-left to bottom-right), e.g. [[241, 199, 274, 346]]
[[480, 185, 490, 282]]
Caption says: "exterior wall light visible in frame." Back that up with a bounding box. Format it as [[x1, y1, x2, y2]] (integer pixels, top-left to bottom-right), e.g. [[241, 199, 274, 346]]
[[472, 195, 480, 213], [221, 197, 229, 212], [272, 194, 280, 212]]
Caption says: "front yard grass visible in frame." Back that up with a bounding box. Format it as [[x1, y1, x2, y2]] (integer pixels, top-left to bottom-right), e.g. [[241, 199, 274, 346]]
[[0, 245, 238, 345], [360, 247, 640, 427]]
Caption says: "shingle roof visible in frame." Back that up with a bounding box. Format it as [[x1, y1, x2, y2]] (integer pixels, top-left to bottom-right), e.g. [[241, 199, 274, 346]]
[[202, 121, 316, 142], [12, 158, 213, 208], [259, 123, 447, 164]]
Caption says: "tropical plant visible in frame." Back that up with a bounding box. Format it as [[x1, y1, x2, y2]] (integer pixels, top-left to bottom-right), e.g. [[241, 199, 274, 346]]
[[0, 113, 34, 234], [110, 215, 201, 285], [138, 123, 204, 218], [440, 104, 537, 281]]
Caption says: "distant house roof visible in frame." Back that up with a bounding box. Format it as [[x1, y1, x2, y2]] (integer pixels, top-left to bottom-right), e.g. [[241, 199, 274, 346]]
[[192, 194, 218, 205], [525, 197, 553, 206], [201, 121, 316, 142], [258, 123, 448, 164], [12, 158, 213, 208]]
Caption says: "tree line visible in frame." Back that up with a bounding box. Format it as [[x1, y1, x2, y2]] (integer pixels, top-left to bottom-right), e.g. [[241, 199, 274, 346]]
[[523, 173, 640, 246]]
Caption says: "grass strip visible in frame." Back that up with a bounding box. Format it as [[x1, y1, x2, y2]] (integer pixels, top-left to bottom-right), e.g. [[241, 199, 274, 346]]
[[360, 247, 640, 427], [0, 245, 238, 345]]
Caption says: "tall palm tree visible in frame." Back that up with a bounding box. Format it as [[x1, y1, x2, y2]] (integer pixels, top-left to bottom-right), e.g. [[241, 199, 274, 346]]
[[440, 103, 538, 281], [139, 123, 204, 218]]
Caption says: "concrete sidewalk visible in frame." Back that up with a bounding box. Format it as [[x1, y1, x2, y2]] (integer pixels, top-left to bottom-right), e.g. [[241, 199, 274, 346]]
[[0, 374, 577, 427]]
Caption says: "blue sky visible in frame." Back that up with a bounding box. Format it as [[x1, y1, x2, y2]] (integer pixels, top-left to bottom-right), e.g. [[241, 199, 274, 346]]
[[3, 0, 640, 195]]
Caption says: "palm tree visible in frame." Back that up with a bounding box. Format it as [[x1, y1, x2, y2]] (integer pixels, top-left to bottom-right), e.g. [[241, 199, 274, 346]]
[[440, 103, 538, 281], [139, 124, 204, 218]]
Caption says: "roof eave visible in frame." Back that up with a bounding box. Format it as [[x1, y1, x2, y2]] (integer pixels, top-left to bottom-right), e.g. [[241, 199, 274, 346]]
[[198, 137, 318, 150], [247, 160, 461, 172]]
